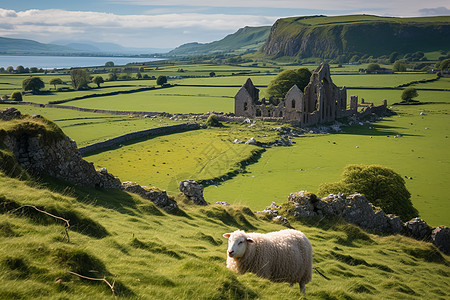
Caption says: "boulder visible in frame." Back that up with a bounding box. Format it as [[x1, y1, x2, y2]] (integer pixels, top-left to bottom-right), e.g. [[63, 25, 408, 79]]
[[122, 181, 178, 213], [245, 137, 257, 145], [0, 107, 21, 121], [179, 180, 208, 205], [404, 217, 432, 241], [431, 226, 450, 255]]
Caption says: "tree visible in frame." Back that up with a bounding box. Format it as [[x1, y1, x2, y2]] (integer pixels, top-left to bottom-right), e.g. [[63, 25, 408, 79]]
[[16, 65, 25, 73], [209, 72, 216, 77], [206, 114, 221, 127], [267, 67, 311, 99], [30, 67, 39, 73], [108, 72, 118, 81], [401, 87, 418, 102], [366, 63, 381, 71], [389, 52, 400, 63], [156, 75, 167, 86], [136, 72, 142, 79], [439, 58, 450, 70], [22, 77, 45, 94], [6, 66, 13, 73], [49, 78, 63, 90], [393, 59, 407, 72], [10, 91, 22, 101], [105, 61, 114, 67], [317, 164, 418, 221], [70, 68, 90, 90], [92, 76, 104, 88]]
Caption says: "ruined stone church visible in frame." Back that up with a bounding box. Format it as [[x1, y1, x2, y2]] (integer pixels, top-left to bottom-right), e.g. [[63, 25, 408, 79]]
[[234, 63, 358, 126]]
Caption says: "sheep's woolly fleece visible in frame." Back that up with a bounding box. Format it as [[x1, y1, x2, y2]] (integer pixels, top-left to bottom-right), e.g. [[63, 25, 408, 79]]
[[225, 229, 312, 287]]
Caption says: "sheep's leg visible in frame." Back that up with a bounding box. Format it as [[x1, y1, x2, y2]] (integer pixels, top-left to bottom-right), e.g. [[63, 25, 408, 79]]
[[299, 282, 305, 294]]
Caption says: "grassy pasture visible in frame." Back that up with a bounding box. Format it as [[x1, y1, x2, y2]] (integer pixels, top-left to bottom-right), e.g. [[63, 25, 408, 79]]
[[204, 102, 450, 226], [0, 104, 182, 147], [333, 73, 437, 88], [85, 124, 281, 193], [0, 171, 448, 299], [65, 86, 236, 114]]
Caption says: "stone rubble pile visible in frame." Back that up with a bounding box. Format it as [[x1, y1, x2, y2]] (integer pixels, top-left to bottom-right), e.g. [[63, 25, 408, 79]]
[[1, 109, 121, 189], [122, 181, 178, 213], [178, 180, 208, 205], [257, 191, 449, 254]]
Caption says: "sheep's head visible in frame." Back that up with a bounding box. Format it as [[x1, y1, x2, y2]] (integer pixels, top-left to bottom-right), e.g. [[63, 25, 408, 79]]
[[223, 230, 254, 258]]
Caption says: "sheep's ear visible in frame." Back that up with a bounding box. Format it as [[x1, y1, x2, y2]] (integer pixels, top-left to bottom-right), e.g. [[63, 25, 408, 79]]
[[223, 233, 231, 239], [247, 238, 255, 243]]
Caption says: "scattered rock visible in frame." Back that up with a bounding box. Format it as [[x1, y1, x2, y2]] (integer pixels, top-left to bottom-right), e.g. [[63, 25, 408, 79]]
[[233, 139, 244, 144], [245, 137, 257, 145], [0, 107, 21, 121], [179, 180, 208, 205], [404, 218, 432, 241], [215, 201, 230, 206], [431, 226, 450, 255], [122, 181, 178, 213]]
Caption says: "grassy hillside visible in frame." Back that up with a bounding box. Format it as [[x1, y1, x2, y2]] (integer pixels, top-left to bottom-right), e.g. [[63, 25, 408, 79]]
[[0, 37, 82, 56], [261, 15, 450, 59], [168, 26, 271, 56], [0, 166, 449, 299]]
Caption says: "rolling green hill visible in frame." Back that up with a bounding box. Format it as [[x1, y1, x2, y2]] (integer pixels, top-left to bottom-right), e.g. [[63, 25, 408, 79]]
[[261, 15, 450, 59], [168, 26, 271, 56], [0, 37, 83, 55]]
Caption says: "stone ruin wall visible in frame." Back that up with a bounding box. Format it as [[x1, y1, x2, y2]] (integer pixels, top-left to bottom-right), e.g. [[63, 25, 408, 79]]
[[234, 63, 388, 127]]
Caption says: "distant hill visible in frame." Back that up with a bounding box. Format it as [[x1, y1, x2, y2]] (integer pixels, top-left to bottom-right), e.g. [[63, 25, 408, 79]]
[[0, 36, 172, 56], [0, 37, 82, 55], [261, 15, 450, 59], [168, 26, 271, 56], [52, 40, 172, 55]]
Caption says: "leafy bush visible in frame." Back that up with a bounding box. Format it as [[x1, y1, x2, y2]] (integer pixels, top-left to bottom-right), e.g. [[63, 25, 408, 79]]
[[206, 114, 221, 127], [317, 164, 418, 221], [156, 75, 168, 86], [267, 67, 311, 98], [401, 88, 419, 102], [10, 91, 22, 101]]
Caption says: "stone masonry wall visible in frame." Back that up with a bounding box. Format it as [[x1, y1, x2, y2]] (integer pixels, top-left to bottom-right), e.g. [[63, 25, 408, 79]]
[[78, 123, 200, 155]]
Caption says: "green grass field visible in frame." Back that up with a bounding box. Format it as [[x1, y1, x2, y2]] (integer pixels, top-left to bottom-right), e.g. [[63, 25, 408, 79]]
[[85, 124, 281, 193], [0, 171, 448, 299], [0, 104, 183, 147], [203, 102, 450, 227]]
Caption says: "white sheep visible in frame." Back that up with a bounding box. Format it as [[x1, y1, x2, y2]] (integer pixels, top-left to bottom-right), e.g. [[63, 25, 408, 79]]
[[223, 229, 313, 293]]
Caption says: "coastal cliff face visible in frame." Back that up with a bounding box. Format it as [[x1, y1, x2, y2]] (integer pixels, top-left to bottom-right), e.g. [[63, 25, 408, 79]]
[[261, 15, 450, 58]]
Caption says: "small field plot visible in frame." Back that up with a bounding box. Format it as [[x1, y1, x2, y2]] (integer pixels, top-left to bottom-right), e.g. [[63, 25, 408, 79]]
[[333, 73, 437, 88], [346, 89, 450, 105], [410, 77, 450, 89], [85, 123, 281, 193], [85, 129, 257, 193], [65, 86, 236, 113], [172, 75, 274, 86], [0, 104, 183, 147], [205, 102, 450, 227]]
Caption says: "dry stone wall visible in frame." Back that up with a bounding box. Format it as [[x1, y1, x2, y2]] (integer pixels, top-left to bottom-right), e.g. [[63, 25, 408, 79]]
[[79, 123, 200, 155]]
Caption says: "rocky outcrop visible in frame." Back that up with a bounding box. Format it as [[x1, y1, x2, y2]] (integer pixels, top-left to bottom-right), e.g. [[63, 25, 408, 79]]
[[261, 15, 450, 59], [1, 108, 121, 188], [258, 190, 450, 254], [179, 180, 208, 205], [122, 182, 178, 213], [431, 226, 450, 255], [287, 191, 404, 234]]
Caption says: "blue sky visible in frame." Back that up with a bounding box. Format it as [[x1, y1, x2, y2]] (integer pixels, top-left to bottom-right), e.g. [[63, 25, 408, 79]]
[[0, 0, 449, 49]]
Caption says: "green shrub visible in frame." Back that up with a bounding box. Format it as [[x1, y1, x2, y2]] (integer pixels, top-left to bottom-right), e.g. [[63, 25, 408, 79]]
[[206, 114, 221, 127], [10, 91, 22, 101], [401, 87, 419, 102], [317, 164, 418, 221]]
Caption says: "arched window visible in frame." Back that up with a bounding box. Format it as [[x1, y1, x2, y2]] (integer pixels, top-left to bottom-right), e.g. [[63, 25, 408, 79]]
[[256, 109, 261, 117], [279, 111, 283, 117], [267, 110, 271, 117], [244, 102, 248, 111], [291, 99, 296, 108]]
